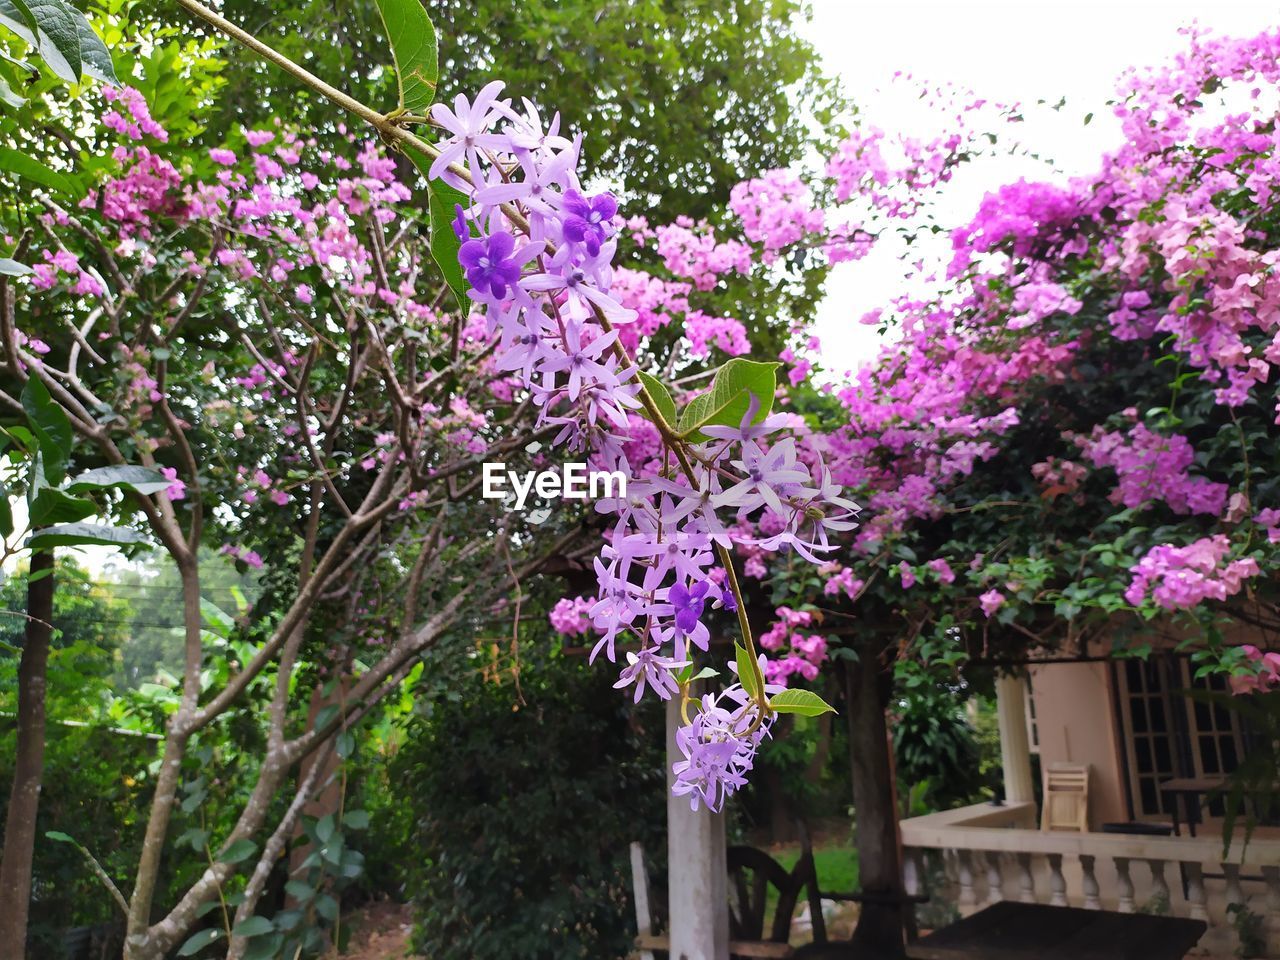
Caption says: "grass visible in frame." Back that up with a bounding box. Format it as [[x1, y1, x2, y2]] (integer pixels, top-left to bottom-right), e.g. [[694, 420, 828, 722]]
[[774, 844, 860, 895]]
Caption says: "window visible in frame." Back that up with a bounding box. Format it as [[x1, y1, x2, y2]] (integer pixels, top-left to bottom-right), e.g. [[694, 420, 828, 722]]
[[1026, 673, 1040, 754], [1118, 658, 1177, 818], [1115, 656, 1247, 821]]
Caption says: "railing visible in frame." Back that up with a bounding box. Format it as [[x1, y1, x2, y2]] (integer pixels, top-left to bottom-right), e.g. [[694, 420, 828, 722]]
[[900, 802, 1280, 958]]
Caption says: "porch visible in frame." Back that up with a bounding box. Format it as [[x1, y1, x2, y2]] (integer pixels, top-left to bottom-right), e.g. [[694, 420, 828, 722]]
[[898, 670, 1280, 958]]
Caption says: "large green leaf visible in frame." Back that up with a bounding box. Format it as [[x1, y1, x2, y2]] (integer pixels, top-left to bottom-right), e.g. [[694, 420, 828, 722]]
[[176, 929, 222, 957], [27, 521, 146, 549], [769, 688, 837, 717], [7, 0, 80, 84], [0, 0, 37, 42], [21, 377, 72, 485], [678, 359, 778, 441], [0, 146, 76, 196], [407, 148, 472, 312], [0, 0, 114, 85], [373, 0, 437, 115], [67, 465, 170, 495], [635, 370, 677, 429], [69, 8, 115, 84], [29, 486, 95, 526], [0, 257, 31, 276]]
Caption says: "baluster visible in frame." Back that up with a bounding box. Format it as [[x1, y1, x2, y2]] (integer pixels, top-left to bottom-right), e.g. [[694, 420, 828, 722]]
[[1115, 857, 1135, 914], [1224, 862, 1246, 952], [1047, 853, 1068, 907], [1148, 859, 1170, 912], [1184, 862, 1208, 922], [1224, 862, 1245, 912], [986, 851, 1004, 905], [1016, 853, 1035, 904], [1261, 865, 1280, 958], [957, 850, 976, 914], [904, 848, 923, 899], [1080, 855, 1101, 910]]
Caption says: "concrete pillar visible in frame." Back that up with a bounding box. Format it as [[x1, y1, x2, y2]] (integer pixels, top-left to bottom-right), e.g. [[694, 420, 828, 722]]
[[995, 671, 1036, 806], [666, 693, 729, 960]]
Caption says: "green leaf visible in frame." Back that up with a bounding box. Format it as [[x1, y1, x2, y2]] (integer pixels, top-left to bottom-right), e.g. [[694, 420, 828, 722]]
[[220, 837, 257, 864], [0, 147, 76, 196], [336, 729, 354, 759], [314, 893, 339, 923], [29, 486, 95, 526], [373, 0, 437, 115], [314, 704, 339, 731], [12, 0, 81, 84], [635, 371, 677, 428], [0, 76, 24, 110], [67, 465, 170, 495], [46, 830, 74, 843], [232, 915, 274, 938], [69, 8, 115, 84], [342, 809, 370, 830], [692, 666, 720, 681], [314, 813, 336, 844], [0, 482, 10, 538], [0, 0, 38, 45], [27, 521, 146, 549], [416, 159, 472, 313], [0, 257, 32, 276], [200, 597, 234, 639], [677, 359, 778, 441], [21, 377, 72, 485], [769, 688, 837, 717], [176, 928, 222, 957], [284, 879, 315, 902], [736, 643, 761, 701]]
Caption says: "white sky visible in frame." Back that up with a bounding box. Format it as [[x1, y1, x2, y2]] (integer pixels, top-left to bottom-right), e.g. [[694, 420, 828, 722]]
[[799, 0, 1280, 377]]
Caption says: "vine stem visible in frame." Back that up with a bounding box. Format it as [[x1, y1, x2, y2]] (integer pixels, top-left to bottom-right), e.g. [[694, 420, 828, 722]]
[[172, 0, 770, 715]]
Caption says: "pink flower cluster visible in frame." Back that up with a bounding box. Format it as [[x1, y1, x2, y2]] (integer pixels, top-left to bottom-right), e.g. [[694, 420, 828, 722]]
[[1074, 424, 1228, 516], [101, 86, 168, 142], [1124, 535, 1259, 610], [548, 596, 593, 637], [1228, 644, 1280, 695], [758, 607, 828, 686]]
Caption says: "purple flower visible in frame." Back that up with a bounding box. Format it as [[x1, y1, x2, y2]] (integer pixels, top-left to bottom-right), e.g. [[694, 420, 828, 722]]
[[452, 203, 469, 241], [669, 580, 710, 634], [561, 189, 617, 256], [614, 646, 684, 702], [458, 230, 522, 299]]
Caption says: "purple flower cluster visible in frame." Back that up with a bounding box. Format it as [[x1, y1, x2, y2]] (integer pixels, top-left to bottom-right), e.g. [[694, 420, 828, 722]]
[[432, 82, 858, 811]]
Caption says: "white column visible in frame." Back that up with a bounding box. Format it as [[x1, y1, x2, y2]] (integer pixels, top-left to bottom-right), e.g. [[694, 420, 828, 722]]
[[667, 693, 729, 960], [995, 671, 1036, 807]]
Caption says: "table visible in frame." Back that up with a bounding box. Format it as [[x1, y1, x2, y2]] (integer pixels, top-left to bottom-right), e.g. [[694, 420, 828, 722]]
[[1159, 776, 1228, 837], [905, 901, 1207, 960]]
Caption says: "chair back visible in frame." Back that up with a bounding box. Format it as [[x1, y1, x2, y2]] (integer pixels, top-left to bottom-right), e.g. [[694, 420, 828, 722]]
[[1041, 762, 1090, 832], [727, 840, 826, 945]]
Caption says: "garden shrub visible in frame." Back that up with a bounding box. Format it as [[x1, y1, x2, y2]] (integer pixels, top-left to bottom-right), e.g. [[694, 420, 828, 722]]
[[393, 655, 666, 960]]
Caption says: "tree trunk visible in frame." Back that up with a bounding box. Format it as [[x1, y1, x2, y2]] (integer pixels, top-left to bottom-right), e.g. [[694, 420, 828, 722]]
[[844, 646, 906, 959], [0, 549, 55, 960]]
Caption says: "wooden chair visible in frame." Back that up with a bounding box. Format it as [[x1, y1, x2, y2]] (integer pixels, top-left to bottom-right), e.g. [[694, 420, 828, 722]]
[[629, 834, 828, 959], [1041, 763, 1089, 832]]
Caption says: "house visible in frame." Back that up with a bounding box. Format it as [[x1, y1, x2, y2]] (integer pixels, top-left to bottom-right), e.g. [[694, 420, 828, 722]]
[[899, 651, 1280, 958]]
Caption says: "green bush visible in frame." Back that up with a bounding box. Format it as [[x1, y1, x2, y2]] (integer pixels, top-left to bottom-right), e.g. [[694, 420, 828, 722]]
[[392, 654, 667, 960]]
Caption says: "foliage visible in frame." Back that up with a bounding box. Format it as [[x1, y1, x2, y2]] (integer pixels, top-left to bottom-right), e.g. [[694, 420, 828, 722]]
[[890, 682, 985, 811], [0, 558, 132, 718], [394, 653, 667, 960], [209, 0, 844, 223], [0, 720, 156, 954]]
